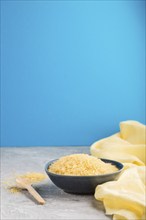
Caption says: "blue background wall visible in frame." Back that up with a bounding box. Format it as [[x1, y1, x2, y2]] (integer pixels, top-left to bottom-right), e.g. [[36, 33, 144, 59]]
[[1, 1, 145, 147]]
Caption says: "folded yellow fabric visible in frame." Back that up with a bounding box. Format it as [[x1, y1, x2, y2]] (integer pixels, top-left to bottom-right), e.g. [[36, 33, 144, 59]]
[[95, 166, 146, 220], [90, 120, 146, 220], [90, 121, 146, 165]]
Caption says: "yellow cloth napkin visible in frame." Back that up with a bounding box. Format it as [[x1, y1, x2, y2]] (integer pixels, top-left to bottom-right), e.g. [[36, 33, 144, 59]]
[[90, 120, 146, 220]]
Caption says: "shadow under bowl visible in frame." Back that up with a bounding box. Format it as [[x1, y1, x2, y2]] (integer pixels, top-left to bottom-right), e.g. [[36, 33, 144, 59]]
[[45, 158, 123, 195]]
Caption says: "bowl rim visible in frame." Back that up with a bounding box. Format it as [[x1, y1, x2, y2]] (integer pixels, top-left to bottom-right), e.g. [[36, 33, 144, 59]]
[[45, 158, 124, 178]]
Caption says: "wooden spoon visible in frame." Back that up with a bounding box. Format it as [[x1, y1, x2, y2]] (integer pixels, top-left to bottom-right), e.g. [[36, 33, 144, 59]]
[[16, 177, 45, 205]]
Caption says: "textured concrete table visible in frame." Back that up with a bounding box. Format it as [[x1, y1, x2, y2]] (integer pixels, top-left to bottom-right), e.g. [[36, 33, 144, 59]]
[[1, 147, 111, 220]]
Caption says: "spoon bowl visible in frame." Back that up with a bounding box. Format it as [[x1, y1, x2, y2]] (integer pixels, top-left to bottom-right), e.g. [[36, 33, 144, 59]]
[[16, 177, 45, 205]]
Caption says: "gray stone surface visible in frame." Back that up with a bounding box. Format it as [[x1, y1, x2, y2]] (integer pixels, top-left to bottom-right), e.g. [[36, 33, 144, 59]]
[[1, 147, 112, 220]]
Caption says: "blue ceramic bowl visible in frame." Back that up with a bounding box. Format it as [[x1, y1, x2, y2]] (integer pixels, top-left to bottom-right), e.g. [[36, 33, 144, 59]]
[[45, 158, 123, 194]]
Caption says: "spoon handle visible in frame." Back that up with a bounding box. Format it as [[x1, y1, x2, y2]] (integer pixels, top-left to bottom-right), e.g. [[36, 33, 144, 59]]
[[27, 185, 45, 205]]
